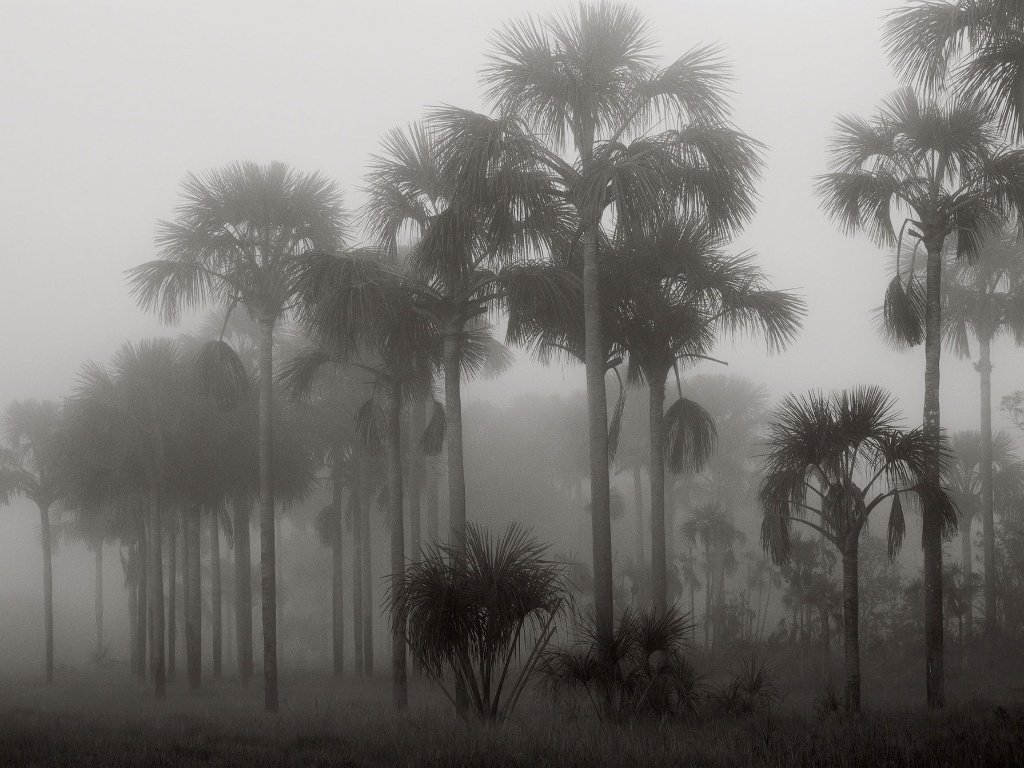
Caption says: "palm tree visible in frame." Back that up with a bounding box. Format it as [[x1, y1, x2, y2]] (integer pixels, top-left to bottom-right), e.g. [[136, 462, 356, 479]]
[[815, 87, 1024, 708], [127, 161, 344, 712], [943, 231, 1024, 638], [680, 501, 744, 649], [0, 400, 65, 683], [363, 122, 569, 564], [759, 386, 957, 712], [884, 0, 1024, 139], [945, 429, 1024, 636], [608, 215, 803, 613], [294, 251, 440, 710], [437, 3, 763, 635]]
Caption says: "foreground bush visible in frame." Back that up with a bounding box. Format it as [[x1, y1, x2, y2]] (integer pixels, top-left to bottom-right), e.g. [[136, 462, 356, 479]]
[[390, 523, 566, 720]]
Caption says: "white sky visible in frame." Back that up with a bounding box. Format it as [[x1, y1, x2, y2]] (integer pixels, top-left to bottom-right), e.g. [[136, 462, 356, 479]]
[[1, 0, 1022, 633]]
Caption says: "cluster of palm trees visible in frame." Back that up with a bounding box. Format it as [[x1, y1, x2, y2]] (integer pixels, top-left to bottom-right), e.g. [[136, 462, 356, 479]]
[[3, 0, 1024, 720]]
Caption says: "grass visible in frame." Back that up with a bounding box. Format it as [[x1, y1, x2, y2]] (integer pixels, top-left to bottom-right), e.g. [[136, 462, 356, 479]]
[[1, 669, 1023, 767]]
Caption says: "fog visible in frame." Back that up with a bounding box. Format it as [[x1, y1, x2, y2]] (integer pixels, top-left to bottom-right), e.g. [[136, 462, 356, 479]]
[[1, 0, 1023, 755]]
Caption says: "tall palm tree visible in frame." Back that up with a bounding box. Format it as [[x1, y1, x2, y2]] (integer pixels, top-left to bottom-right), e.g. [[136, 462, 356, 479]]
[[437, 3, 763, 635], [363, 122, 570, 563], [759, 386, 957, 712], [127, 161, 344, 712], [945, 429, 1024, 635], [293, 251, 439, 710], [0, 400, 65, 683], [943, 231, 1024, 637], [884, 0, 1024, 139], [815, 87, 1024, 707], [608, 215, 803, 612]]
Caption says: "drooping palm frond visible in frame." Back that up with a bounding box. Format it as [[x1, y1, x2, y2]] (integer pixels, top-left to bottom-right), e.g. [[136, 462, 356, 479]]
[[664, 397, 717, 474], [195, 339, 251, 411]]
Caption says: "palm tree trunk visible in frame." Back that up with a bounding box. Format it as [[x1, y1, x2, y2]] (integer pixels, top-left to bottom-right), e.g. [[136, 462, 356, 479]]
[[922, 239, 945, 709], [129, 549, 139, 675], [649, 375, 668, 614], [582, 225, 614, 636], [426, 457, 439, 544], [39, 504, 53, 684], [409, 400, 425, 563], [210, 512, 222, 680], [167, 515, 176, 680], [234, 500, 253, 685], [185, 508, 202, 691], [704, 553, 712, 649], [633, 466, 644, 567], [387, 386, 407, 710], [136, 519, 147, 683], [360, 457, 374, 676], [443, 328, 466, 553], [95, 543, 103, 659], [353, 468, 364, 676], [332, 471, 344, 678], [979, 329, 996, 642], [148, 485, 166, 699], [257, 314, 279, 713], [961, 514, 974, 640], [842, 542, 860, 712], [275, 512, 284, 676]]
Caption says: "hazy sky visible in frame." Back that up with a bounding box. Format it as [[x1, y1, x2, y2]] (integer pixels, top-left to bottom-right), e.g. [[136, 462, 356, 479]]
[[2, 1, 1023, 629]]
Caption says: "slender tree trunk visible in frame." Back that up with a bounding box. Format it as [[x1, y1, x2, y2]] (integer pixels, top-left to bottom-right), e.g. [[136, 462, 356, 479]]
[[704, 554, 712, 649], [257, 314, 279, 713], [360, 456, 374, 675], [922, 239, 945, 709], [129, 548, 139, 675], [234, 500, 253, 685], [39, 504, 54, 684], [387, 387, 407, 710], [167, 514, 176, 680], [821, 608, 831, 686], [633, 466, 644, 568], [95, 543, 103, 659], [426, 457, 439, 544], [332, 470, 344, 678], [961, 514, 974, 640], [353, 467, 364, 676], [275, 512, 284, 676], [842, 542, 860, 712], [443, 328, 466, 552], [210, 512, 222, 680], [148, 484, 166, 699], [582, 224, 614, 636], [649, 376, 668, 614], [409, 400, 424, 563], [979, 329, 996, 642], [136, 519, 147, 683], [185, 508, 202, 691]]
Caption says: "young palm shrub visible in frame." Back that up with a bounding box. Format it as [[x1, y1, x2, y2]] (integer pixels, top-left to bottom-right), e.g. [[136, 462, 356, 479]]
[[542, 605, 700, 720], [759, 386, 957, 713], [713, 654, 780, 714], [390, 523, 565, 721]]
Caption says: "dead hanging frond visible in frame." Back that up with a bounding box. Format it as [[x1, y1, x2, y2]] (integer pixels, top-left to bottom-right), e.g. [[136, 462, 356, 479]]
[[887, 492, 906, 558], [665, 397, 717, 473], [421, 398, 447, 456], [879, 273, 926, 348], [194, 339, 251, 411], [607, 366, 627, 463], [355, 397, 386, 456]]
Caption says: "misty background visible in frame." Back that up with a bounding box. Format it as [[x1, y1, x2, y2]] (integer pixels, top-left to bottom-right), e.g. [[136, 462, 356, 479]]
[[1, 0, 1020, 670]]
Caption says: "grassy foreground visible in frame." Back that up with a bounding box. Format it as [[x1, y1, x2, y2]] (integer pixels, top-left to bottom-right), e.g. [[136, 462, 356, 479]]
[[1, 671, 1022, 767]]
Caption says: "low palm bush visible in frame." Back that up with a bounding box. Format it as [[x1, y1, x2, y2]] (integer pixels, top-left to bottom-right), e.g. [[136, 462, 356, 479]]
[[390, 523, 566, 721], [541, 606, 702, 720]]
